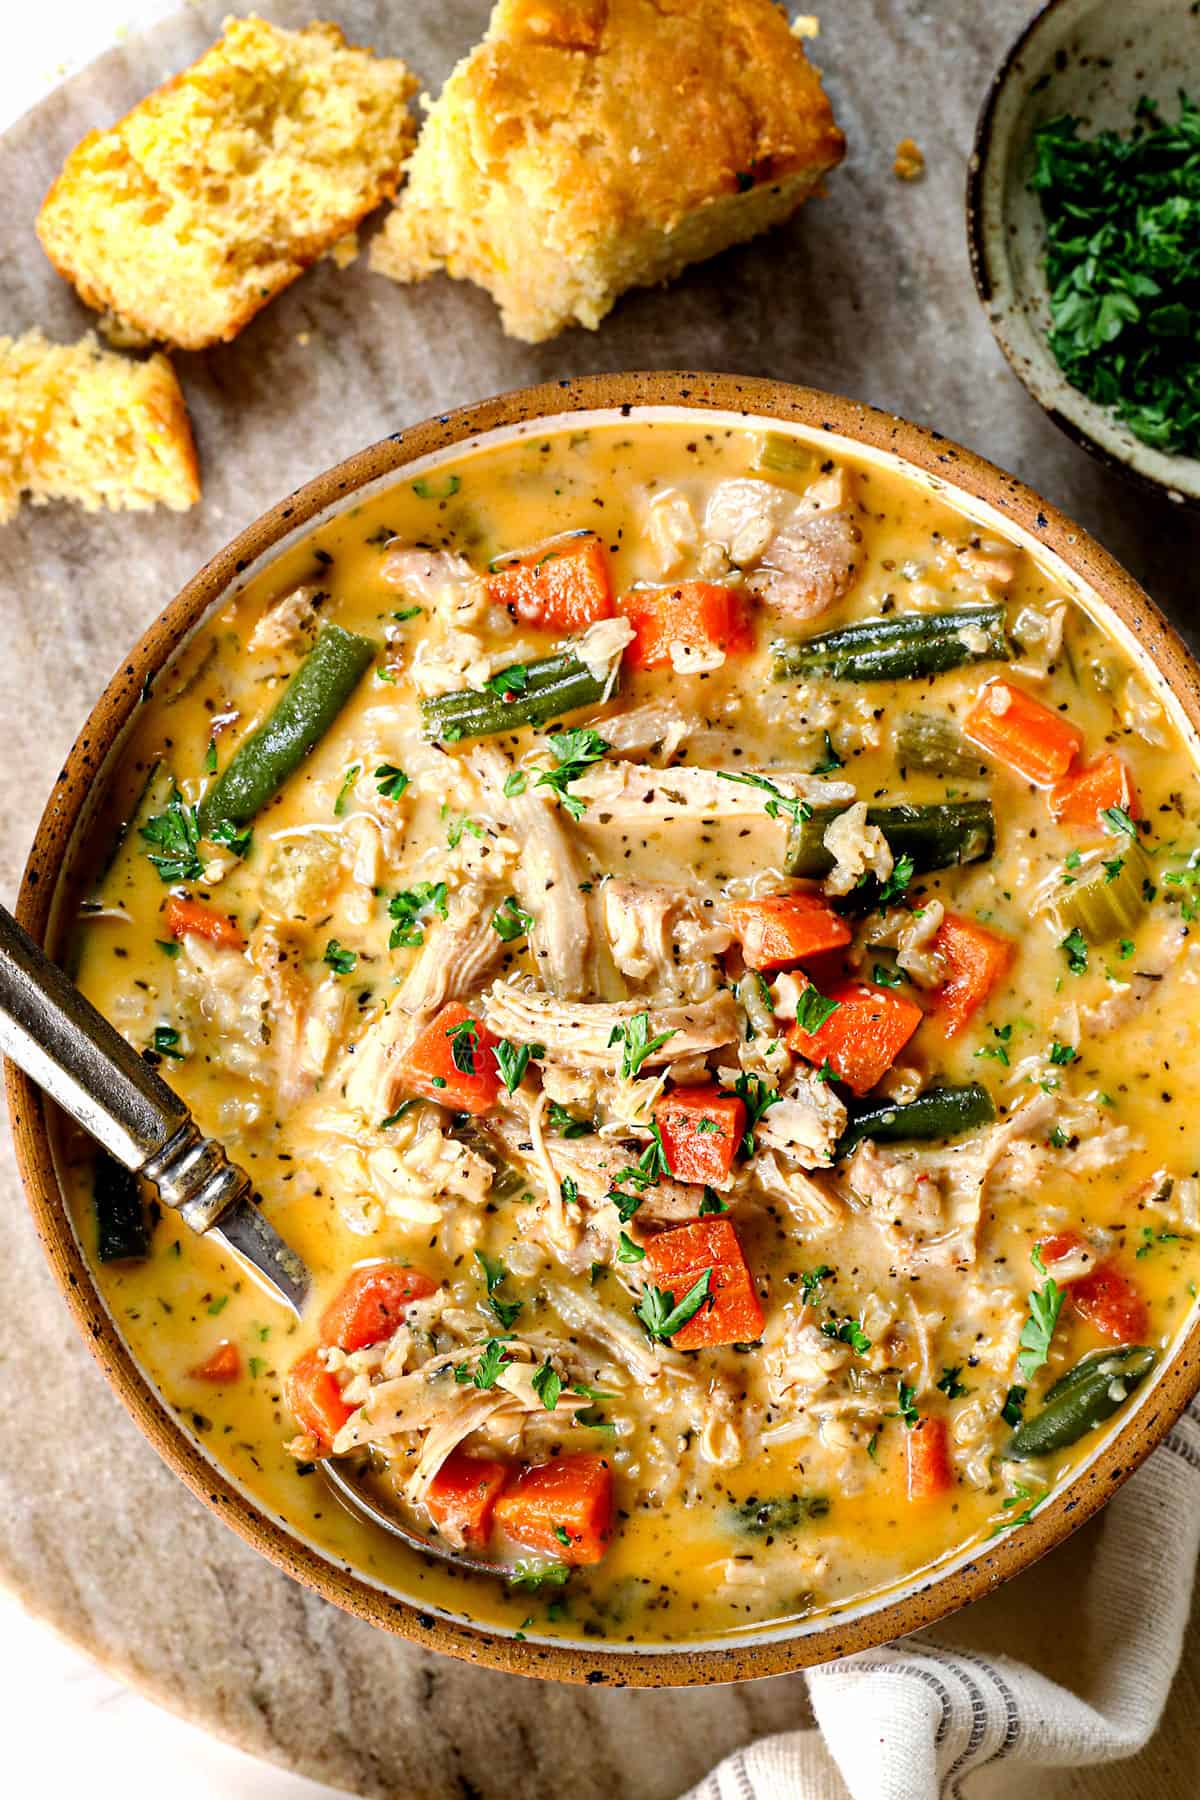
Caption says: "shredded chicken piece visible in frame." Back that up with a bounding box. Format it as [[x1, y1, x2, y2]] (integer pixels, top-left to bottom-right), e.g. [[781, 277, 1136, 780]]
[[602, 878, 731, 1001], [752, 1065, 847, 1168], [822, 803, 894, 899], [381, 546, 486, 628], [751, 1151, 843, 1229], [643, 487, 699, 576], [574, 615, 636, 679], [247, 582, 321, 653], [487, 1112, 704, 1219], [571, 761, 853, 822], [595, 701, 692, 763], [861, 901, 946, 986], [396, 882, 510, 1015], [702, 472, 862, 620], [546, 1280, 688, 1385], [471, 747, 594, 999], [483, 980, 738, 1067]]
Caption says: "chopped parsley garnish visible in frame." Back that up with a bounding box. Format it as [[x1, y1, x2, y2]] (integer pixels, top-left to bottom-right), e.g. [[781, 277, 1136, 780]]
[[485, 663, 530, 699], [508, 1561, 570, 1590], [535, 728, 610, 821], [445, 811, 484, 850], [936, 1365, 968, 1399], [474, 1250, 522, 1330], [207, 1294, 228, 1316], [492, 895, 534, 942], [380, 1097, 423, 1129], [877, 851, 916, 909], [388, 880, 448, 948], [811, 731, 845, 774], [1060, 926, 1089, 974], [715, 769, 811, 825], [1118, 937, 1136, 960], [793, 985, 841, 1035], [975, 1022, 1013, 1066], [617, 1231, 646, 1263], [494, 1038, 543, 1093], [392, 605, 422, 622], [1164, 851, 1200, 920], [204, 737, 218, 775], [151, 1024, 184, 1060], [989, 1483, 1043, 1536], [1048, 1040, 1078, 1066], [334, 763, 360, 815], [560, 1176, 579, 1206], [731, 1071, 780, 1156], [374, 762, 409, 800], [821, 1315, 871, 1355], [155, 939, 181, 958], [699, 1187, 730, 1216], [455, 1337, 512, 1390], [207, 818, 253, 859], [872, 961, 904, 988], [635, 1268, 713, 1342], [1031, 98, 1200, 457], [1136, 1224, 1180, 1259], [1001, 1384, 1027, 1428], [893, 1379, 920, 1429], [531, 1359, 562, 1411], [1102, 805, 1138, 841], [140, 788, 204, 882], [323, 939, 357, 974], [547, 1101, 593, 1139], [447, 1016, 479, 1074], [608, 1010, 676, 1080], [503, 769, 528, 798], [799, 1265, 833, 1303], [1017, 1244, 1065, 1380]]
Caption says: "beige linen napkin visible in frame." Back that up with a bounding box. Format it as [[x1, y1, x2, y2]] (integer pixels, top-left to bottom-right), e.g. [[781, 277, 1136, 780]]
[[688, 1397, 1200, 1799]]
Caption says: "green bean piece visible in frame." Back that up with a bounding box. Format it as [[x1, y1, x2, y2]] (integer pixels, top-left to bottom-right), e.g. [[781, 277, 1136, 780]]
[[421, 650, 618, 742], [1005, 1345, 1158, 1460], [837, 1083, 996, 1157], [895, 712, 991, 779], [199, 624, 375, 833], [94, 1153, 150, 1262], [773, 604, 1010, 683], [785, 800, 995, 879], [752, 431, 813, 478], [1053, 845, 1148, 943]]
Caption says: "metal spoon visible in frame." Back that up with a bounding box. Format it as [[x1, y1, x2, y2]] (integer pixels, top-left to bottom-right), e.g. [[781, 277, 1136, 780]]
[[0, 901, 496, 1576]]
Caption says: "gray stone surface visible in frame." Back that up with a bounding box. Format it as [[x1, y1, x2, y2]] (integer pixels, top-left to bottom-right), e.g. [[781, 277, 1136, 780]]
[[1, 3, 1199, 1794]]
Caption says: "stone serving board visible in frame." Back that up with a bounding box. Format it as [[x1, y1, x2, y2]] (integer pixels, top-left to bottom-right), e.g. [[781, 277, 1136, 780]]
[[2, 2, 1200, 1794]]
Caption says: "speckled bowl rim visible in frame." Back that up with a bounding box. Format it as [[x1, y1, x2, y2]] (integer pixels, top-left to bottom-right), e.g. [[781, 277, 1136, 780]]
[[966, 0, 1200, 509], [8, 370, 1200, 1688]]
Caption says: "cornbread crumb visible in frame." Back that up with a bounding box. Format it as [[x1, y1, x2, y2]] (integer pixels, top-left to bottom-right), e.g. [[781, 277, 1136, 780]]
[[894, 138, 925, 181], [791, 14, 820, 36], [37, 15, 418, 350], [371, 0, 844, 343], [0, 331, 200, 523]]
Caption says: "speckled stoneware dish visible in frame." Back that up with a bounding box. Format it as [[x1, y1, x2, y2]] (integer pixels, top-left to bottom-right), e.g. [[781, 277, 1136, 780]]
[[968, 0, 1200, 506], [10, 372, 1200, 1687]]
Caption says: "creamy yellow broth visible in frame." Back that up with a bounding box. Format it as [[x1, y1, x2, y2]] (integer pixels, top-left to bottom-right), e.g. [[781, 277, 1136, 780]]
[[62, 420, 1200, 1647]]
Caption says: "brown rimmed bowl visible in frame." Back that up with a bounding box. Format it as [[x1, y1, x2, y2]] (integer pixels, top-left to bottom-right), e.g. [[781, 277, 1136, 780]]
[[9, 371, 1200, 1687]]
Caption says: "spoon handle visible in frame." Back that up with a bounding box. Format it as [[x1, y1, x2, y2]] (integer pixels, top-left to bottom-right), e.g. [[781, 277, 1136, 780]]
[[0, 902, 248, 1231]]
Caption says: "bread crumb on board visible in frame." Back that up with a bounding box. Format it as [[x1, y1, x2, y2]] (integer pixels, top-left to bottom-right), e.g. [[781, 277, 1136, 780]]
[[894, 138, 925, 181], [371, 0, 845, 343], [36, 15, 418, 352], [0, 331, 200, 523]]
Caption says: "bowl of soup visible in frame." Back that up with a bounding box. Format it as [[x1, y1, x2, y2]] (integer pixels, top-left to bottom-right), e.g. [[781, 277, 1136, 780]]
[[10, 372, 1200, 1686]]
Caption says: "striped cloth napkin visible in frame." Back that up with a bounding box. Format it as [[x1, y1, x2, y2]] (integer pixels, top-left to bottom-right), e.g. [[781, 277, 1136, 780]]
[[688, 1397, 1200, 1799]]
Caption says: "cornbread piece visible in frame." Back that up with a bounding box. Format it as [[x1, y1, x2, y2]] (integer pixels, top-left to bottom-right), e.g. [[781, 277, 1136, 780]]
[[0, 331, 199, 523], [371, 0, 845, 343], [37, 15, 418, 351]]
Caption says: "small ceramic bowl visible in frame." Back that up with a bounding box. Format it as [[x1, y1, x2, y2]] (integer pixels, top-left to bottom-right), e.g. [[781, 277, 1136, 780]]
[[968, 0, 1200, 506], [9, 372, 1200, 1686]]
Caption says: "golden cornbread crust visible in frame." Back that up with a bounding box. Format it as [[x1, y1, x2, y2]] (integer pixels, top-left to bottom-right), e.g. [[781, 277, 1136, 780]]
[[36, 15, 418, 352], [0, 331, 200, 523], [371, 0, 845, 342]]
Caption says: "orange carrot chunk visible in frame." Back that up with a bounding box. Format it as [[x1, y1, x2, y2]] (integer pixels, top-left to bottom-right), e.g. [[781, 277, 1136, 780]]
[[786, 980, 923, 1096], [725, 891, 852, 972], [1070, 1261, 1149, 1343], [189, 1341, 241, 1383], [319, 1263, 440, 1352], [398, 1001, 502, 1115], [487, 533, 613, 632], [654, 1084, 746, 1187], [618, 581, 752, 670], [426, 1449, 511, 1548], [641, 1217, 764, 1348], [493, 1452, 615, 1565], [285, 1348, 353, 1453], [931, 912, 1014, 1038], [963, 680, 1084, 786], [905, 1416, 954, 1501], [1049, 752, 1140, 829], [163, 893, 246, 952]]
